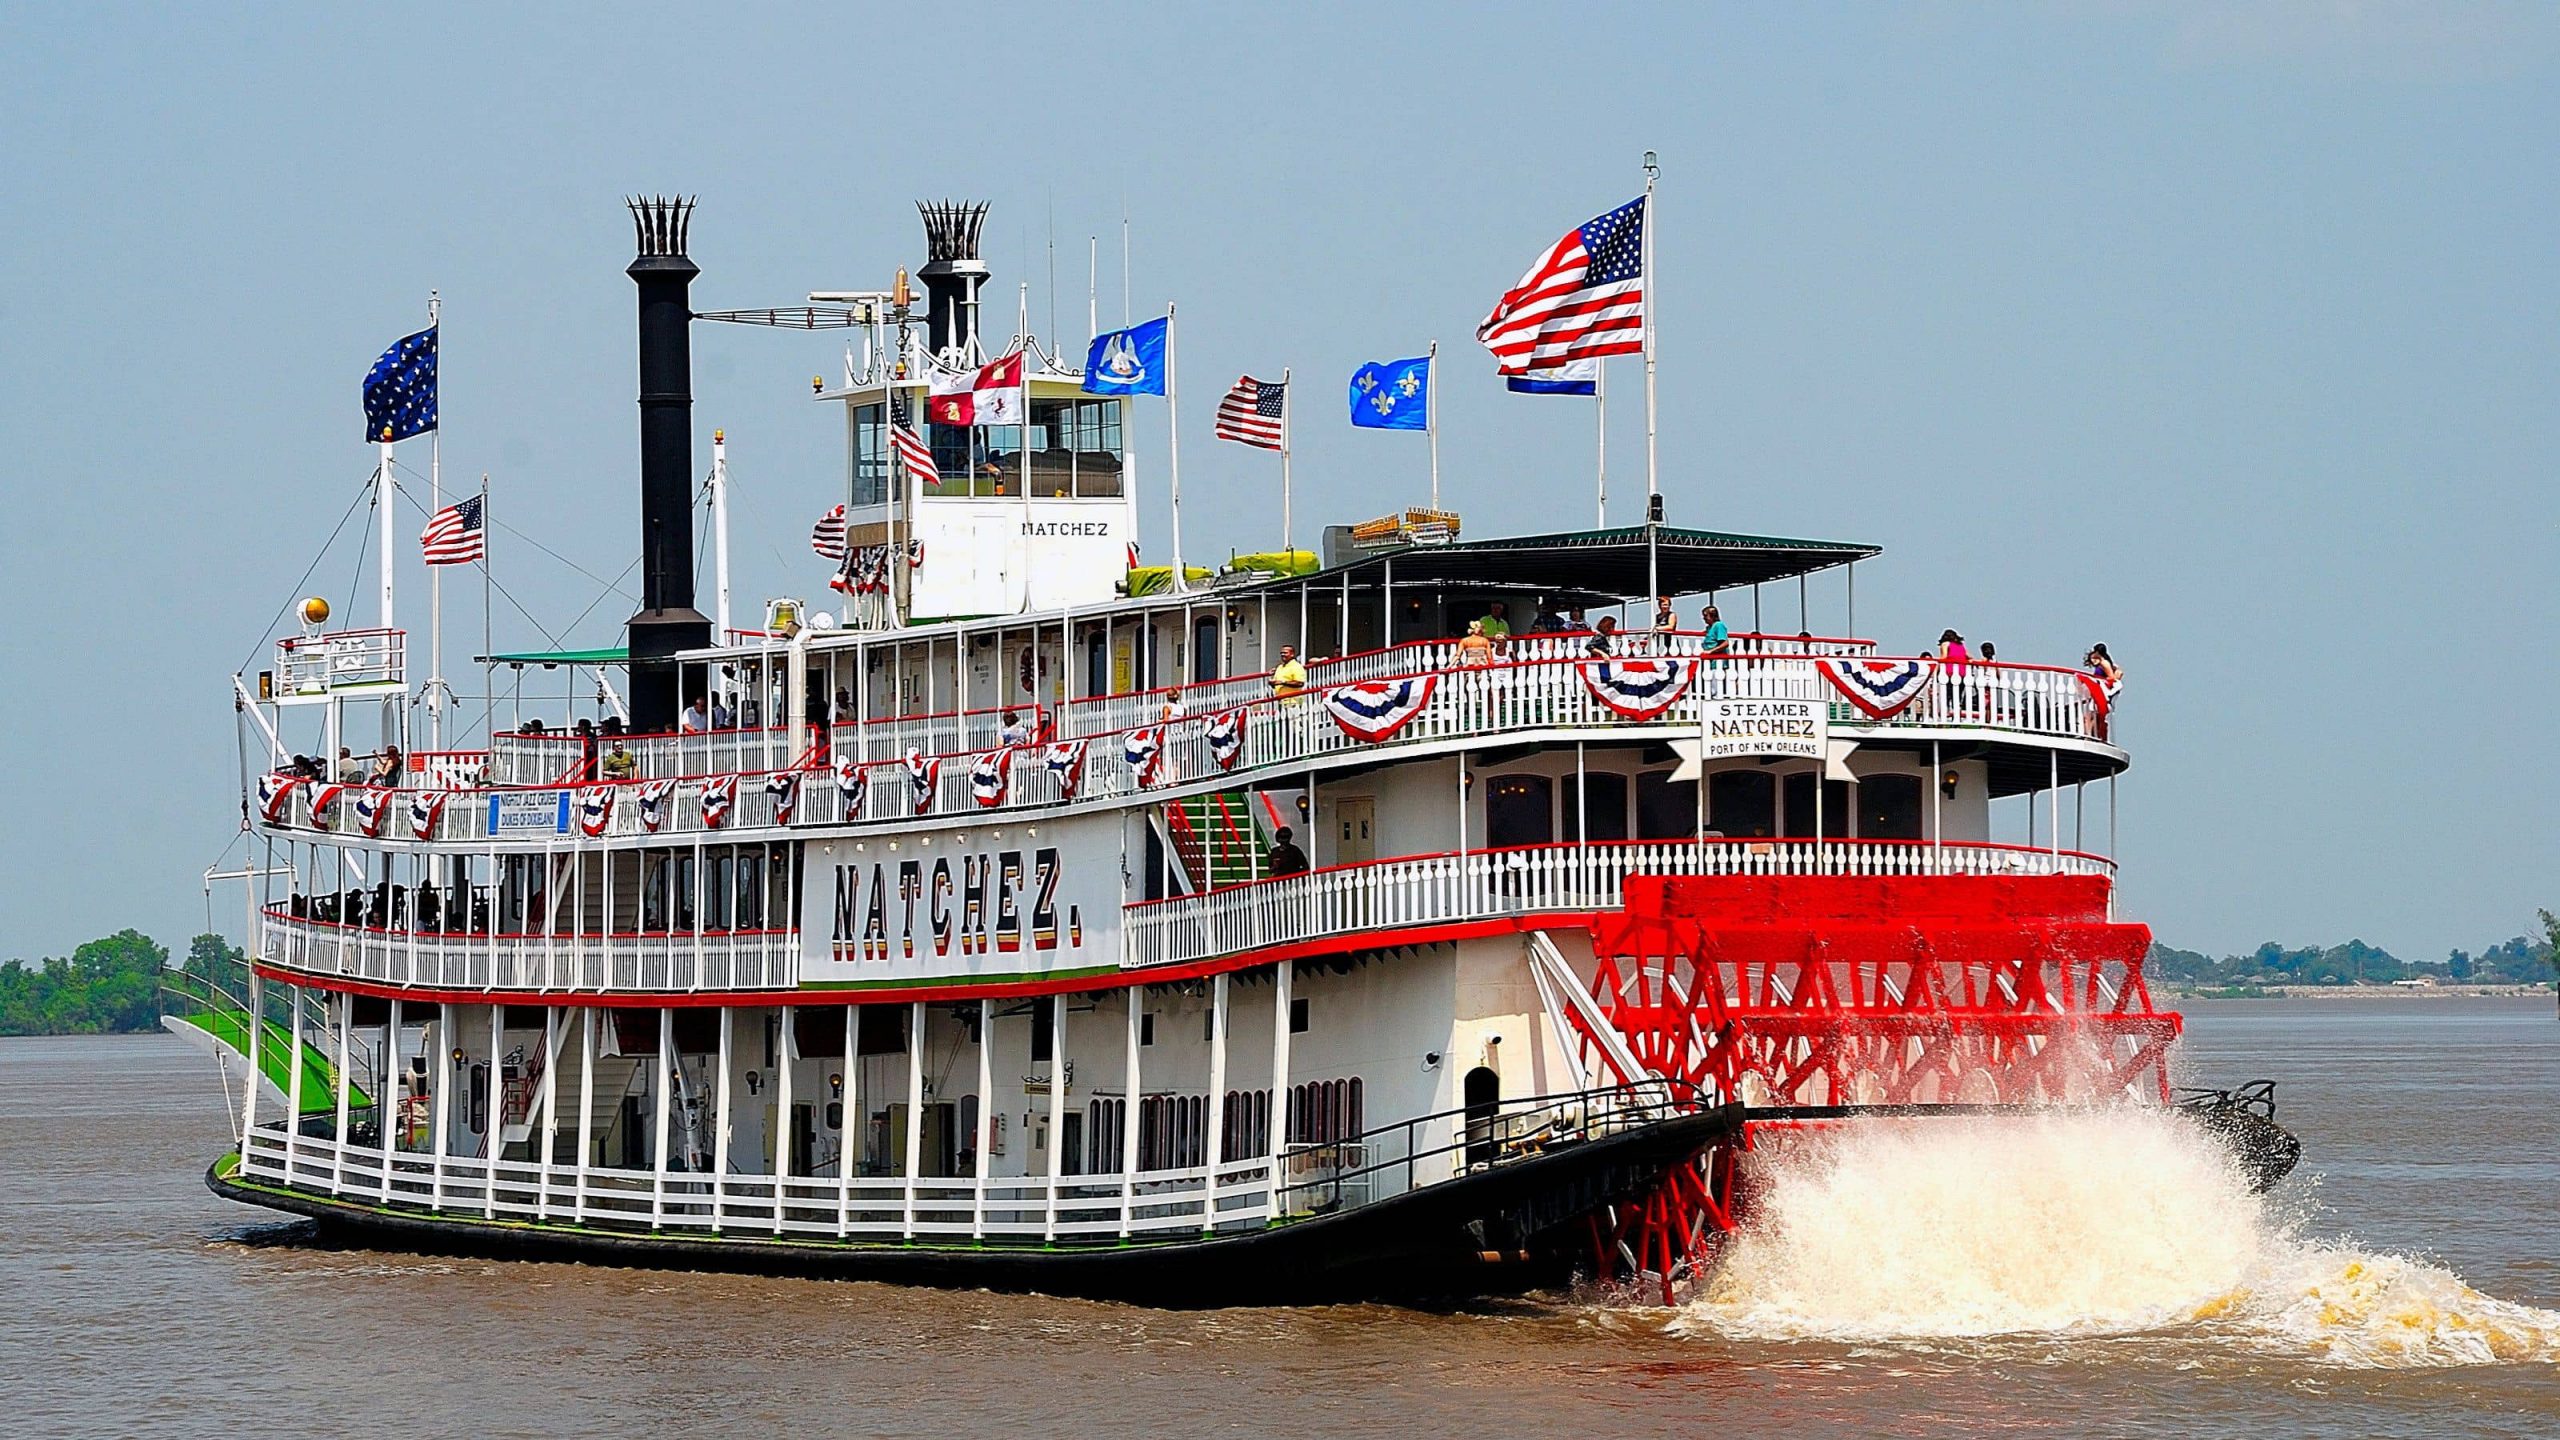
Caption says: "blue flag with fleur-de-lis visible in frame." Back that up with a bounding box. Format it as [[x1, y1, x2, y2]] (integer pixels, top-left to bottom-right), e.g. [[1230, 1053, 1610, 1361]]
[[362, 326, 438, 442], [1348, 355, 1431, 430]]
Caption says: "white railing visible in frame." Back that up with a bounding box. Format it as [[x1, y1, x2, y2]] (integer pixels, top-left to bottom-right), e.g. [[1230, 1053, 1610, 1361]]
[[275, 654, 2110, 846], [257, 912, 797, 992], [276, 628, 406, 694], [238, 1125, 1281, 1242], [1122, 839, 2117, 972]]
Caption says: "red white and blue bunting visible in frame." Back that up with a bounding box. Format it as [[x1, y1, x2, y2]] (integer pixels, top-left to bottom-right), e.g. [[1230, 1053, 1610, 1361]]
[[971, 747, 1013, 808], [577, 785, 615, 837], [1575, 657, 1696, 721], [407, 789, 448, 839], [1205, 707, 1248, 770], [766, 769, 800, 825], [1816, 657, 1937, 720], [904, 749, 941, 814], [258, 772, 302, 823], [699, 773, 739, 829], [1322, 675, 1437, 743], [352, 787, 391, 837], [309, 783, 346, 825], [636, 778, 675, 832], [833, 755, 868, 815], [1044, 738, 1088, 799], [1124, 726, 1165, 786]]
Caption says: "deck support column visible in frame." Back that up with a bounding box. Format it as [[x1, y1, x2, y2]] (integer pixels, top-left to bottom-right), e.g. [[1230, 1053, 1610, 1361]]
[[1120, 985, 1142, 1238], [383, 995, 402, 1201], [1202, 972, 1228, 1233], [241, 965, 264, 1161], [1931, 740, 1943, 875], [1044, 992, 1067, 1241], [282, 982, 304, 1188], [902, 1001, 924, 1238], [575, 1006, 595, 1223], [537, 1003, 561, 1218], [775, 1003, 796, 1235], [431, 1000, 452, 1211], [331, 989, 353, 1194], [837, 1002, 856, 1236], [652, 1006, 673, 1229], [713, 1005, 735, 1231], [972, 997, 993, 1239], [1267, 960, 1292, 1221]]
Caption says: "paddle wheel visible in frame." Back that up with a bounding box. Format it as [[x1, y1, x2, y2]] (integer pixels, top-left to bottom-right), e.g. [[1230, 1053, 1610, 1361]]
[[1558, 872, 2179, 1302]]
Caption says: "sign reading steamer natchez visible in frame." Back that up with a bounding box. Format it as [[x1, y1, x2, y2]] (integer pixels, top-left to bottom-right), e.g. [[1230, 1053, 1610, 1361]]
[[798, 814, 1121, 986]]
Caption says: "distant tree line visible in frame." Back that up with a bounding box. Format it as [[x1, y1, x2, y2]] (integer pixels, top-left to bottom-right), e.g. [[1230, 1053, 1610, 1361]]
[[2150, 924, 2558, 989], [0, 931, 240, 1036]]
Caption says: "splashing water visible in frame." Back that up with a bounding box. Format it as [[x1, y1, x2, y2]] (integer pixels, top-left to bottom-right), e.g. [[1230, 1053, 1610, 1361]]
[[1672, 1107, 2560, 1367]]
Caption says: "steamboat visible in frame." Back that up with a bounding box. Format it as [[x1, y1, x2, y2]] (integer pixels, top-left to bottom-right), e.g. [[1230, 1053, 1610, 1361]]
[[181, 197, 2286, 1306]]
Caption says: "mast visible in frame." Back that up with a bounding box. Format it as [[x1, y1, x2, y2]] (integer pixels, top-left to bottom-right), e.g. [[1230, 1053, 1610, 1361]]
[[710, 428, 732, 639], [1641, 151, 1661, 604], [426, 291, 445, 748]]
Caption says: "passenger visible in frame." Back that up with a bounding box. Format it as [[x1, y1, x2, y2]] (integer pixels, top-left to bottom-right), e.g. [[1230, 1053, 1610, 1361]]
[[1980, 641, 1997, 664], [999, 710, 1033, 746], [2086, 643, 2122, 690], [372, 746, 404, 787], [521, 717, 545, 735], [574, 717, 599, 778], [833, 687, 855, 726], [1266, 826, 1311, 876], [710, 693, 736, 730], [679, 697, 708, 733], [600, 714, 626, 738], [1270, 644, 1308, 699], [287, 753, 324, 781], [1936, 629, 1969, 673], [1477, 601, 1513, 644], [1562, 608, 1590, 633], [1160, 692, 1188, 724], [1454, 619, 1496, 667], [334, 746, 366, 784], [600, 741, 638, 781], [1584, 615, 1619, 657], [1699, 605, 1731, 657], [1653, 595, 1677, 632]]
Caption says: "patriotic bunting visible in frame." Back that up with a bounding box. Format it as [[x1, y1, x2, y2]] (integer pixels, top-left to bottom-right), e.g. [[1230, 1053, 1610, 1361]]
[[1205, 707, 1248, 770], [767, 769, 801, 825], [971, 748, 1013, 808], [407, 789, 448, 839], [1123, 727, 1165, 786], [1577, 656, 1696, 721], [578, 785, 616, 837], [309, 783, 346, 825], [1815, 658, 1938, 720], [352, 787, 391, 838], [257, 772, 302, 823], [1044, 738, 1088, 799], [636, 778, 676, 832], [833, 754, 868, 816], [1322, 675, 1437, 743], [811, 504, 848, 561], [699, 773, 738, 829], [904, 748, 941, 814]]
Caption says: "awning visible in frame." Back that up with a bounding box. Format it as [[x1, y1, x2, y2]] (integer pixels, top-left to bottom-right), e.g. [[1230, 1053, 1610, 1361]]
[[1320, 524, 1880, 599], [475, 647, 630, 667]]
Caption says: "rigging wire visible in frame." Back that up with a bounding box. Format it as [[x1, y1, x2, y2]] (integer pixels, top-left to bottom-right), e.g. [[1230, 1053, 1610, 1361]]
[[341, 483, 378, 636], [389, 457, 634, 597], [234, 473, 376, 676]]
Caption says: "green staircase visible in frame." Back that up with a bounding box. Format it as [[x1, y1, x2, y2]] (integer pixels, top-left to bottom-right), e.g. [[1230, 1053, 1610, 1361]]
[[160, 966, 369, 1117], [1170, 792, 1271, 890]]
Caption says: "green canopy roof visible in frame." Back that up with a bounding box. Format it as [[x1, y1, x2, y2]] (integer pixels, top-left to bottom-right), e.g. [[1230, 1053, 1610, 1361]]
[[476, 647, 630, 666]]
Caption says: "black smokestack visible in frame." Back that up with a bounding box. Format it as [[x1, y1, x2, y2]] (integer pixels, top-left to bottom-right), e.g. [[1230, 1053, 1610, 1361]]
[[916, 200, 989, 358], [625, 196, 711, 732]]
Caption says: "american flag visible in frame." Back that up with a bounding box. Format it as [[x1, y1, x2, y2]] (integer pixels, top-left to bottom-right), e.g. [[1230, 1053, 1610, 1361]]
[[890, 406, 939, 490], [1213, 375, 1287, 451], [811, 504, 848, 560], [1475, 196, 1647, 374], [420, 494, 485, 565]]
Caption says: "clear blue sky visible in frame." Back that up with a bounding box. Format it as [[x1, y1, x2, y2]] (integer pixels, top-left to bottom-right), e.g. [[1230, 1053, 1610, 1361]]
[[3, 2, 2553, 964]]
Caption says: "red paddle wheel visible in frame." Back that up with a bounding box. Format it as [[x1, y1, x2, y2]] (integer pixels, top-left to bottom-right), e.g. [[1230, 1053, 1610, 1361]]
[[1559, 873, 2178, 1302]]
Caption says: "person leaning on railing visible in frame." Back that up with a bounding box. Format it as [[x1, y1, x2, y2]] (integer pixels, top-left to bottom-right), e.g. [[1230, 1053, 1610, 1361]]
[[1270, 644, 1308, 699], [599, 741, 637, 781], [1266, 826, 1310, 876]]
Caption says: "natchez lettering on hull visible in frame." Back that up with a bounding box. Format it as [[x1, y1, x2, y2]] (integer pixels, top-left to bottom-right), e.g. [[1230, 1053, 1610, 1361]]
[[800, 812, 1118, 986]]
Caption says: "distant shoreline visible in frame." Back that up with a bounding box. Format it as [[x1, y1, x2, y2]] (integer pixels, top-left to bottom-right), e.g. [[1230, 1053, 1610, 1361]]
[[2170, 984, 2551, 1002]]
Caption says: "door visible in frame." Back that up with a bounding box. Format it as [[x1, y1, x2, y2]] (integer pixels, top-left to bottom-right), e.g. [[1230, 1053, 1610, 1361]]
[[1463, 1066, 1501, 1169], [1333, 797, 1375, 865], [1194, 615, 1223, 683], [789, 1102, 816, 1176]]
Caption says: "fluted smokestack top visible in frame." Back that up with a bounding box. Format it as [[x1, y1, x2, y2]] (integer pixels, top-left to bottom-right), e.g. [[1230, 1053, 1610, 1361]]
[[627, 195, 697, 262], [917, 200, 988, 263]]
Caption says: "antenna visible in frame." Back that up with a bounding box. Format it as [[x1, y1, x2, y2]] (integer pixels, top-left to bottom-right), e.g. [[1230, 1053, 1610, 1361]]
[[1121, 196, 1130, 327], [1046, 191, 1057, 354], [1088, 236, 1098, 349]]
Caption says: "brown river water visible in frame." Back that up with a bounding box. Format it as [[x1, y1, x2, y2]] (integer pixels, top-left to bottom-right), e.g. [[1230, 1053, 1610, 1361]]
[[4, 997, 2557, 1438]]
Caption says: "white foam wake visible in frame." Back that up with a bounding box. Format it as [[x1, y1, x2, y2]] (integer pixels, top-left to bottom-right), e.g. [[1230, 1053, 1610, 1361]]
[[1670, 1108, 2560, 1367]]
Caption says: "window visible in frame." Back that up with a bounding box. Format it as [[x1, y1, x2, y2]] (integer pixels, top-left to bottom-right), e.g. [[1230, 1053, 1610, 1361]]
[[1290, 997, 1310, 1034], [1286, 1076, 1365, 1145], [1485, 774, 1554, 848], [1223, 1089, 1270, 1156], [1086, 1097, 1125, 1173], [1708, 770, 1778, 838], [1563, 770, 1629, 843], [1636, 770, 1700, 840], [1780, 774, 1854, 839], [1140, 1012, 1156, 1047], [850, 403, 890, 507], [1859, 774, 1925, 841], [855, 1005, 908, 1056]]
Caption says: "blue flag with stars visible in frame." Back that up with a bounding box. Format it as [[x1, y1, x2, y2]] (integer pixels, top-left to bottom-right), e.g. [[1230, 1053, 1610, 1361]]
[[363, 326, 438, 443], [1349, 355, 1432, 430]]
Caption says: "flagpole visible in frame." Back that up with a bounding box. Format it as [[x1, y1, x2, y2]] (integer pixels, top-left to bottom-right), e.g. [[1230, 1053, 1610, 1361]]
[[1642, 151, 1661, 604], [1166, 303, 1185, 594], [378, 441, 396, 632], [480, 473, 493, 740], [1279, 366, 1294, 558], [1019, 282, 1034, 612], [1595, 363, 1609, 529], [427, 293, 444, 750], [1426, 339, 1440, 513]]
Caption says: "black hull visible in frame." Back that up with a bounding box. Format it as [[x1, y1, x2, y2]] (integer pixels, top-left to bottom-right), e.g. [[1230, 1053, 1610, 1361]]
[[208, 1106, 1737, 1307]]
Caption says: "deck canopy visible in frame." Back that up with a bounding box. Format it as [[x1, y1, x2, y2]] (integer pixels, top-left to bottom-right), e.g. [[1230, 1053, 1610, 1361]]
[[1310, 524, 1879, 602], [476, 647, 630, 667]]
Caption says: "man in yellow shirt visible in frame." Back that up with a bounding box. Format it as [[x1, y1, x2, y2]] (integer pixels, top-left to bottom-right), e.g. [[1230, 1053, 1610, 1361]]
[[1270, 644, 1309, 698]]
